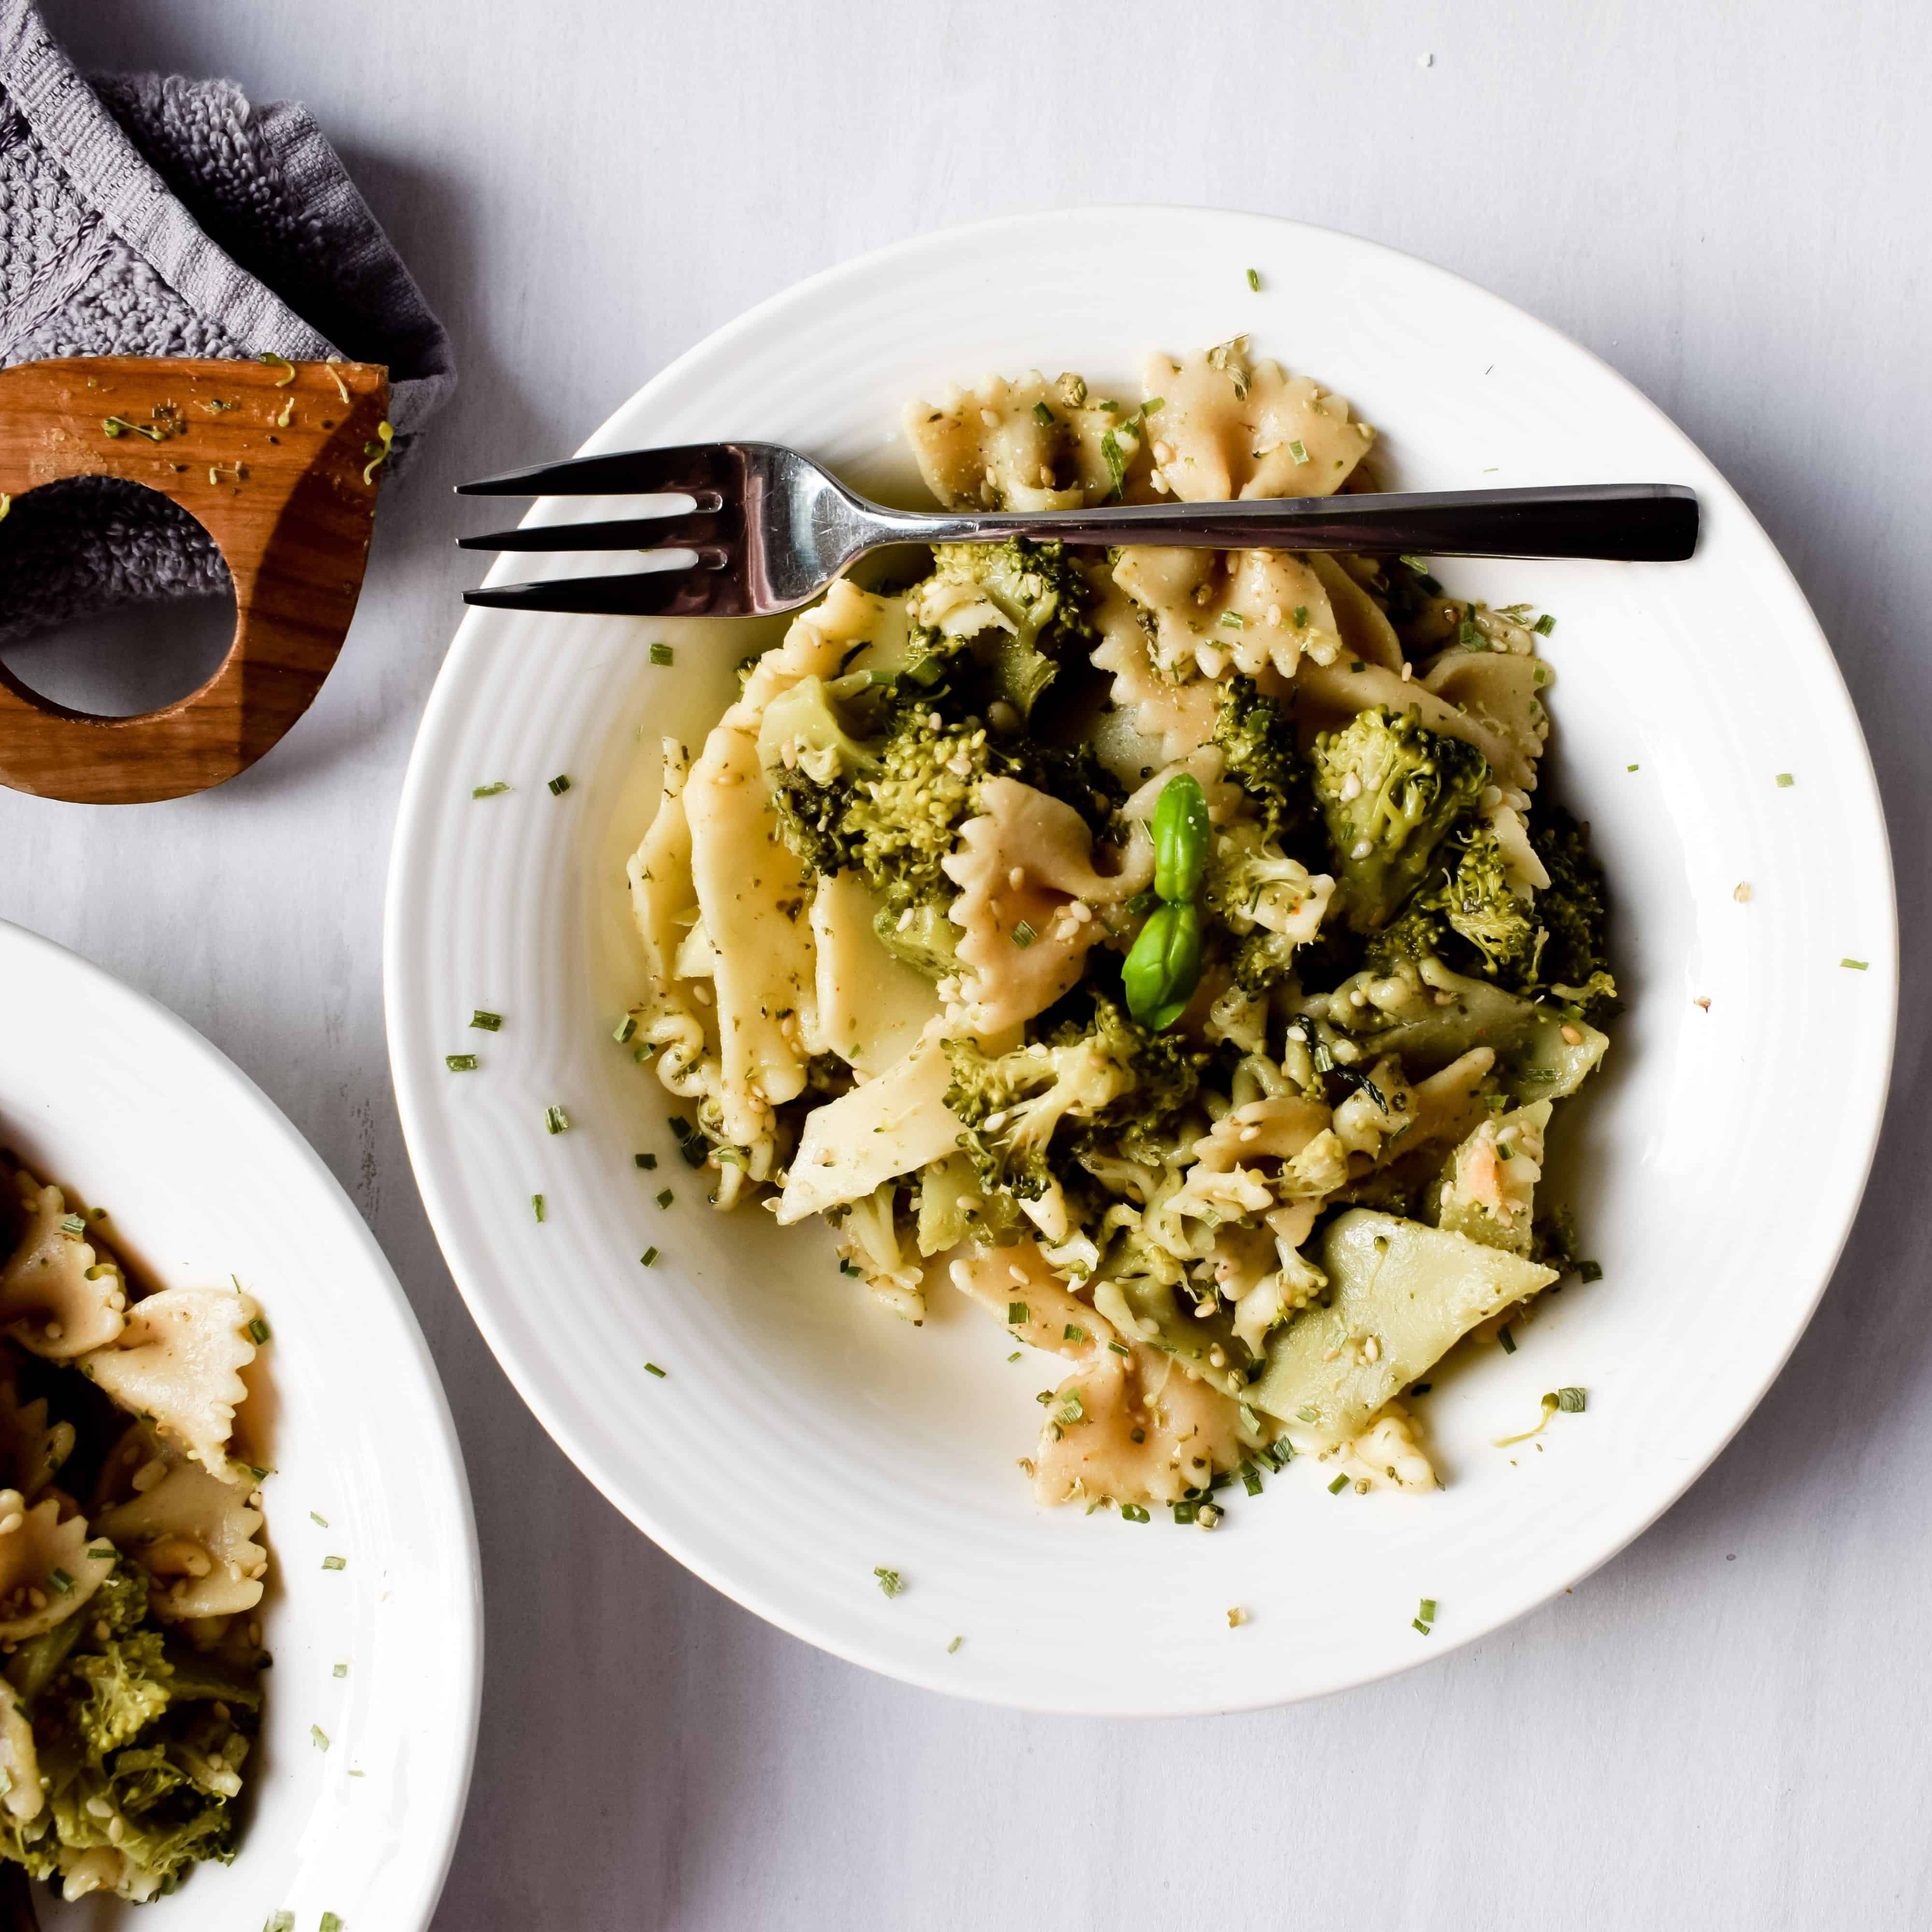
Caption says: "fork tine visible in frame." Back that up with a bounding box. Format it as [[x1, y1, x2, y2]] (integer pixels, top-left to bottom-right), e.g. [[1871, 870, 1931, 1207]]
[[462, 568, 744, 618], [455, 443, 739, 498], [455, 508, 732, 554]]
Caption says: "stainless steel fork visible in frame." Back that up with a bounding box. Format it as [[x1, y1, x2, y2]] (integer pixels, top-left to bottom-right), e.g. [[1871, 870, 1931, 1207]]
[[455, 442, 1699, 619]]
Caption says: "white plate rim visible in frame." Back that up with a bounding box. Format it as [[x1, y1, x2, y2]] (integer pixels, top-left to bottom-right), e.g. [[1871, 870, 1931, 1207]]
[[385, 204, 1897, 1715]]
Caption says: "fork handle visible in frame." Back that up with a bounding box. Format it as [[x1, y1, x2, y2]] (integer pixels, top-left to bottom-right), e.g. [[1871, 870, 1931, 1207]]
[[867, 483, 1697, 563]]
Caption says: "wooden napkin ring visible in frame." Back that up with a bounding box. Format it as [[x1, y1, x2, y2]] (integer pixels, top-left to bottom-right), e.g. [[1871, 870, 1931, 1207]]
[[0, 355, 390, 804]]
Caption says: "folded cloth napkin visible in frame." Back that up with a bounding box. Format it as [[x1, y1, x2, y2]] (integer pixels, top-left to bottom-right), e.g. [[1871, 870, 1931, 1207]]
[[0, 0, 455, 642]]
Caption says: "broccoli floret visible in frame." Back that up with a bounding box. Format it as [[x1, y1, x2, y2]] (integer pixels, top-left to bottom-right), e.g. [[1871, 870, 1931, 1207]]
[[1212, 676, 1321, 858], [943, 998, 1197, 1201], [913, 539, 1097, 722], [86, 1561, 150, 1641], [1434, 821, 1543, 980], [1311, 706, 1490, 931], [67, 1632, 173, 1760], [769, 767, 859, 877], [1531, 807, 1616, 1018], [1360, 901, 1446, 978]]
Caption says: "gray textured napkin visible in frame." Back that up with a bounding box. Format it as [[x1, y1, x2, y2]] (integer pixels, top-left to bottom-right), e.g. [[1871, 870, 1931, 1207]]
[[0, 0, 455, 642]]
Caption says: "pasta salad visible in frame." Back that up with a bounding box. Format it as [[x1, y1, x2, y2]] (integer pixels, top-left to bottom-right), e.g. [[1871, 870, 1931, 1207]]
[[623, 338, 1615, 1516], [0, 1158, 269, 1902]]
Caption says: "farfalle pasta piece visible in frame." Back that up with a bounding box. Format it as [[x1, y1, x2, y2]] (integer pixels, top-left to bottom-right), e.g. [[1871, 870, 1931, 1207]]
[[1294, 656, 1531, 791], [81, 1286, 258, 1479], [1421, 648, 1552, 775], [1141, 339, 1373, 501], [1030, 1340, 1255, 1508], [905, 369, 1141, 511], [1087, 579, 1221, 771], [0, 1498, 116, 1640], [949, 1238, 1117, 1356], [0, 1173, 127, 1360], [1112, 544, 1343, 681], [94, 1459, 265, 1623], [941, 778, 1153, 1038], [810, 871, 940, 1076]]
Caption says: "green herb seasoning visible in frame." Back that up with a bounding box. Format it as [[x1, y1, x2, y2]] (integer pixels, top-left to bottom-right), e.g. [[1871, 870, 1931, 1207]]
[[1327, 1474, 1350, 1495], [471, 781, 511, 798], [445, 1053, 479, 1072], [248, 1317, 272, 1345], [543, 1105, 569, 1135], [635, 1152, 658, 1170], [1120, 1504, 1151, 1523], [1246, 267, 1261, 291], [471, 1009, 502, 1031], [547, 774, 571, 796], [322, 1555, 346, 1571], [613, 1013, 638, 1043], [873, 1566, 904, 1598], [531, 1193, 545, 1222], [645, 1361, 667, 1378], [640, 1247, 660, 1267]]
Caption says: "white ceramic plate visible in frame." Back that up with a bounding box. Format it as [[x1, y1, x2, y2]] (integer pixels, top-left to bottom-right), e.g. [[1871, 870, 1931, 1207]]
[[0, 922, 479, 1924], [386, 208, 1894, 1714]]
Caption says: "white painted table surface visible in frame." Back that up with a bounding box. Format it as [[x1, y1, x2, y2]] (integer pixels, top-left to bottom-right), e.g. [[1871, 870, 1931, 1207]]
[[7, 2, 1929, 1925]]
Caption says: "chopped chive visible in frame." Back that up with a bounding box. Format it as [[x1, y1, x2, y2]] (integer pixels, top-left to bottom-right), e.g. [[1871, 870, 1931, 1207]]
[[947, 1634, 964, 1653], [1219, 611, 1245, 629], [446, 1053, 482, 1075], [640, 1247, 659, 1266], [1287, 439, 1309, 464], [1240, 1463, 1264, 1497], [1842, 958, 1869, 971], [1328, 1474, 1350, 1494], [1011, 920, 1036, 949], [634, 1044, 656, 1064], [649, 642, 674, 666], [1007, 1351, 1022, 1362], [1498, 1325, 1517, 1353], [644, 1362, 667, 1378], [266, 1915, 295, 1932], [547, 773, 571, 796], [87, 1544, 115, 1561], [635, 1152, 658, 1170], [47, 1568, 73, 1594], [1291, 605, 1309, 627], [1030, 400, 1055, 426], [1008, 1301, 1028, 1324], [1556, 1387, 1587, 1412], [1143, 397, 1164, 414], [1776, 772, 1794, 787], [1120, 1504, 1151, 1523], [322, 1555, 346, 1570], [1578, 1260, 1603, 1283], [655, 1188, 674, 1208], [531, 1193, 545, 1222], [1350, 659, 1364, 672], [613, 1013, 638, 1043], [248, 1317, 271, 1345], [310, 1510, 329, 1528], [1420, 1597, 1437, 1621], [470, 1009, 502, 1031], [1627, 763, 1639, 772], [471, 781, 511, 798], [1063, 1323, 1086, 1342], [321, 1915, 344, 1932], [543, 1105, 569, 1134], [1410, 1382, 1433, 1396], [1246, 267, 1261, 291], [1412, 1618, 1432, 1635], [312, 1725, 330, 1752], [1107, 1339, 1130, 1356], [838, 1258, 861, 1277], [333, 1662, 349, 1679], [873, 1566, 904, 1598]]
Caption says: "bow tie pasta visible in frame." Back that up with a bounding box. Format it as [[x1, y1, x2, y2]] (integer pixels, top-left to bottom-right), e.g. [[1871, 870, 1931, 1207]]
[[623, 339, 1617, 1525], [0, 1161, 270, 1904]]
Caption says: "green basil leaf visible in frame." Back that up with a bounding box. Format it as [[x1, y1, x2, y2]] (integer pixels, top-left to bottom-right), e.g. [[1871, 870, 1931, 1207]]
[[1122, 901, 1204, 1031], [1151, 774, 1211, 903]]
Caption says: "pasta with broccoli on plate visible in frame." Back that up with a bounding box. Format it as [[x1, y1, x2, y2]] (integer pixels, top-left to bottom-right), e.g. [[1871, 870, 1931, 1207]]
[[622, 337, 1615, 1515], [0, 1156, 270, 1904]]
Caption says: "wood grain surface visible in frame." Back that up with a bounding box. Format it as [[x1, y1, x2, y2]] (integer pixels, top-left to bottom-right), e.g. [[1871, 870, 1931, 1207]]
[[0, 355, 387, 803]]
